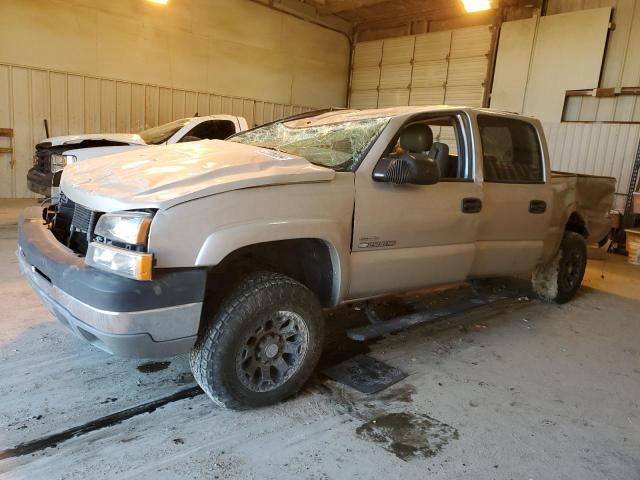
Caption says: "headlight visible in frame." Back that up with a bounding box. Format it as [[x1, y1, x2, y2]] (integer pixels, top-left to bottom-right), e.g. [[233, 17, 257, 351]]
[[94, 212, 152, 245], [86, 242, 152, 281], [51, 154, 76, 173]]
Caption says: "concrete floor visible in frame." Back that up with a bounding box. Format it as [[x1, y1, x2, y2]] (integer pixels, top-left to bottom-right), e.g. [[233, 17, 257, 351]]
[[1, 199, 639, 479]]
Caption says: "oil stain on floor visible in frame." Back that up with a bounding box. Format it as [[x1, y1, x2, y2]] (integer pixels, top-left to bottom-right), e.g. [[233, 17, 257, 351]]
[[356, 412, 458, 461]]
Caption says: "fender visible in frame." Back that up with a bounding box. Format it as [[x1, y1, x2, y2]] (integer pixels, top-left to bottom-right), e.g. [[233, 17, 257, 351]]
[[195, 218, 351, 305]]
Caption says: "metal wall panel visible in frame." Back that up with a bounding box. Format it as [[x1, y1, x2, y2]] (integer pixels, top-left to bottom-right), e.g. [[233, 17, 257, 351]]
[[544, 121, 640, 205], [414, 32, 451, 62], [353, 41, 384, 68], [409, 87, 445, 106], [0, 62, 317, 198], [379, 64, 412, 89], [381, 37, 415, 65], [450, 25, 492, 59], [349, 26, 490, 109]]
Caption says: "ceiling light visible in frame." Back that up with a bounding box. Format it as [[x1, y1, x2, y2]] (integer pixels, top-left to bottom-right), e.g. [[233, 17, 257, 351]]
[[146, 0, 169, 5], [462, 0, 491, 12]]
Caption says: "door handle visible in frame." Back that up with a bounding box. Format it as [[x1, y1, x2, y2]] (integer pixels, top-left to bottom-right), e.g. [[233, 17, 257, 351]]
[[462, 197, 482, 214], [529, 200, 547, 214]]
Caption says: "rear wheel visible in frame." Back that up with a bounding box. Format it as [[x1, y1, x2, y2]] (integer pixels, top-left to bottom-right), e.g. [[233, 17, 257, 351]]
[[532, 231, 587, 304], [190, 271, 325, 409]]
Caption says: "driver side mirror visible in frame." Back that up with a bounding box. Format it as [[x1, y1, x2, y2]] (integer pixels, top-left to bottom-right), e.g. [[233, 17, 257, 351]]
[[373, 153, 440, 185]]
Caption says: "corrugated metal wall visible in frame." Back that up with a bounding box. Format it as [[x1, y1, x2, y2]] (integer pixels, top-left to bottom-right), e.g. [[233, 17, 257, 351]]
[[0, 63, 316, 198], [544, 121, 640, 207], [349, 25, 492, 109], [552, 0, 640, 121]]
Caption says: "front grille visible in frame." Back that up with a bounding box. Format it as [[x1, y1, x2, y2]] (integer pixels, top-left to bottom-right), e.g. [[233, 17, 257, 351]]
[[51, 193, 102, 255], [35, 150, 51, 173], [71, 203, 94, 234]]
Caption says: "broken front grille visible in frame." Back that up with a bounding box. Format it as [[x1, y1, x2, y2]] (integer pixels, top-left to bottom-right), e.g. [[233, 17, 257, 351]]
[[52, 193, 102, 255]]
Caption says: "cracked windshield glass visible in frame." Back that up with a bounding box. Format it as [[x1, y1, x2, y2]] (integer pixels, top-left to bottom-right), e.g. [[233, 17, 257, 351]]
[[229, 116, 391, 171]]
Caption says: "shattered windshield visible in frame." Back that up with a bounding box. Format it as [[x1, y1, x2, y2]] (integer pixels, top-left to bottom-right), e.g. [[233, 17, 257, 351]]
[[228, 116, 391, 171], [138, 118, 191, 145]]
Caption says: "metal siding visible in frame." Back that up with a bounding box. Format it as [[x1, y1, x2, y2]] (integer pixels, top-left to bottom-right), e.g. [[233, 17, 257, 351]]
[[84, 77, 100, 133], [0, 62, 316, 197], [68, 75, 84, 134], [414, 31, 451, 62], [0, 65, 13, 197], [378, 89, 409, 107], [381, 36, 415, 65], [349, 90, 379, 109], [50, 72, 68, 137], [411, 60, 447, 88], [130, 84, 145, 133], [444, 86, 484, 107], [450, 26, 491, 59], [353, 41, 383, 68], [351, 67, 381, 90], [446, 57, 487, 87], [409, 87, 445, 106], [145, 85, 159, 129], [543, 122, 640, 196], [379, 63, 412, 89]]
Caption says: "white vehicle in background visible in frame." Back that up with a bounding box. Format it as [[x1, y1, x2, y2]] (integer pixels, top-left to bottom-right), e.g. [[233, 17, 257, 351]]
[[27, 115, 249, 197]]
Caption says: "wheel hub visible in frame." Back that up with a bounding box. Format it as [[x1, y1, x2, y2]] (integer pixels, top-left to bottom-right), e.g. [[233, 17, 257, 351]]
[[236, 310, 310, 393]]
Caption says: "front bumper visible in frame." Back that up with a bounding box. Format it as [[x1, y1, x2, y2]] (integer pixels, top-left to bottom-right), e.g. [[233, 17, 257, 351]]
[[17, 207, 206, 358], [27, 167, 53, 197]]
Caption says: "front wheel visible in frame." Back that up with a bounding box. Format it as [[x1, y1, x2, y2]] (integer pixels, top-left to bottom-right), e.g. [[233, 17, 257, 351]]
[[190, 271, 325, 409], [532, 231, 587, 304]]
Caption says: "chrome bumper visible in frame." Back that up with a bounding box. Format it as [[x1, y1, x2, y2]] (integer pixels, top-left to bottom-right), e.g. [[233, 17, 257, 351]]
[[17, 247, 202, 358]]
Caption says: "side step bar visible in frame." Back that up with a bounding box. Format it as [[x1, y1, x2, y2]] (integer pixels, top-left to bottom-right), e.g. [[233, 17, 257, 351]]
[[346, 293, 519, 342]]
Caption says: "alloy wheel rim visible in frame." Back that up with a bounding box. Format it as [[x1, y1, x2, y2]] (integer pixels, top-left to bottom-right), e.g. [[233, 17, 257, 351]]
[[561, 250, 584, 291], [236, 310, 309, 393]]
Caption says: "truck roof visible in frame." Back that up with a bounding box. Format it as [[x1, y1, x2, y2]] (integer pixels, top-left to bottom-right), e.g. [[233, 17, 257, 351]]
[[285, 106, 538, 128]]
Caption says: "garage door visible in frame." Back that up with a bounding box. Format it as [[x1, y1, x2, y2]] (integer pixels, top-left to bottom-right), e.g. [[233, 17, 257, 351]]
[[349, 25, 492, 110]]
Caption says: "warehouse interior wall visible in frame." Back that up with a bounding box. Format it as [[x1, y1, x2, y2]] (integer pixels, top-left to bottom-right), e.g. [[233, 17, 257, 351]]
[[0, 0, 350, 108], [0, 0, 351, 198]]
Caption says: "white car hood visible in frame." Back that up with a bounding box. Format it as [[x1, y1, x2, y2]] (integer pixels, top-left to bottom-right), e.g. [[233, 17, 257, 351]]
[[60, 140, 335, 211], [42, 133, 147, 147]]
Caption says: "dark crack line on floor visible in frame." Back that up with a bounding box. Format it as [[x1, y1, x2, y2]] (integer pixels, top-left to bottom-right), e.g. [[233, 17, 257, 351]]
[[0, 386, 203, 460]]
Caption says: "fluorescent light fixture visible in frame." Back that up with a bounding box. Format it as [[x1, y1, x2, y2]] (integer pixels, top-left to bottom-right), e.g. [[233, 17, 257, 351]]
[[462, 0, 491, 12], [146, 0, 168, 5]]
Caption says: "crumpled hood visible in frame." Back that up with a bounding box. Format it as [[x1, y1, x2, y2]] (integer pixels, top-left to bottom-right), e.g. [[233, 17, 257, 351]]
[[41, 133, 147, 147], [60, 140, 335, 211]]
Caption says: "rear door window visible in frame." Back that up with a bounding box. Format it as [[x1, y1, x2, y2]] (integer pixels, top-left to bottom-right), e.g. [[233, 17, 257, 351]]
[[478, 115, 543, 183]]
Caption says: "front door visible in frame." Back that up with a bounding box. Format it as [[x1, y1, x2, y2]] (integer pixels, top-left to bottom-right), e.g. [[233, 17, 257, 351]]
[[348, 113, 482, 300]]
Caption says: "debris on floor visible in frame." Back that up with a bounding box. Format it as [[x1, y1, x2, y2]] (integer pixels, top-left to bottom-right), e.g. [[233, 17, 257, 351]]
[[322, 354, 407, 394]]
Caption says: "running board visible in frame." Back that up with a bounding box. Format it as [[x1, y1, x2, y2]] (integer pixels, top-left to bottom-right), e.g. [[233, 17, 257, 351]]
[[346, 293, 515, 342]]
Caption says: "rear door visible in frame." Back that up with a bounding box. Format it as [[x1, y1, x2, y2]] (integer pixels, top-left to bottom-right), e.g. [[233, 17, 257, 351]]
[[470, 114, 552, 276]]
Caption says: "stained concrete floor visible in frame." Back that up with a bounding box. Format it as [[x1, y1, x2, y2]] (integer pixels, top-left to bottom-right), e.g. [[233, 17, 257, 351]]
[[1, 199, 639, 479]]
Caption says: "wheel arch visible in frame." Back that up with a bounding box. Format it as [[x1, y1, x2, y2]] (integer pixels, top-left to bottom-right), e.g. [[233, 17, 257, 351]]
[[195, 221, 349, 306]]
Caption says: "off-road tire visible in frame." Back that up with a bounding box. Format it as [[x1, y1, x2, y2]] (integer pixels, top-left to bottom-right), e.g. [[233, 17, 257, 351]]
[[532, 231, 587, 304], [190, 271, 325, 409]]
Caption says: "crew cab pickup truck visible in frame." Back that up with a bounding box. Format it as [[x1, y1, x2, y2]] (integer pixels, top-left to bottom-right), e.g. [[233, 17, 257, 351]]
[[26, 115, 248, 197], [17, 106, 614, 409]]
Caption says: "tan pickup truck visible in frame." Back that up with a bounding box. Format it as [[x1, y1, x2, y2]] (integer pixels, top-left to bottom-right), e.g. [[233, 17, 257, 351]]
[[17, 106, 614, 408]]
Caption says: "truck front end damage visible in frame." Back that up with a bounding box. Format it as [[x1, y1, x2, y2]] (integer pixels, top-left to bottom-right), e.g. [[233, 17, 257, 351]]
[[17, 201, 206, 358]]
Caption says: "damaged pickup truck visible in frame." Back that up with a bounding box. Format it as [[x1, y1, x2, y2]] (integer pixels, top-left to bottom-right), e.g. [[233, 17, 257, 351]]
[[27, 115, 248, 197], [17, 107, 614, 408]]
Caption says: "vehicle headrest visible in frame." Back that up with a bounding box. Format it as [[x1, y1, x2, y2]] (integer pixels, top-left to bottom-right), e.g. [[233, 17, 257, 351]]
[[399, 124, 433, 153]]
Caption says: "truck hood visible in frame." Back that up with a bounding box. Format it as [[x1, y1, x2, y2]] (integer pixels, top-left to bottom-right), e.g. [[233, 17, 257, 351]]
[[60, 140, 335, 211], [40, 133, 147, 147]]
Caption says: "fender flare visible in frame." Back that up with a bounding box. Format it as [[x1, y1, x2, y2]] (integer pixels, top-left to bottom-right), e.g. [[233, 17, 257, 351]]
[[194, 219, 350, 305]]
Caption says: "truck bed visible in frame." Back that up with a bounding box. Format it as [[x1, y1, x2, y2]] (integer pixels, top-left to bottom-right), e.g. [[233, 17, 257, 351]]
[[551, 171, 616, 244]]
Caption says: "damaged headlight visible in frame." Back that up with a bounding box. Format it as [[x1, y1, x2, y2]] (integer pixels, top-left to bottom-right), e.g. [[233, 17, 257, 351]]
[[94, 212, 152, 246], [51, 154, 76, 173], [86, 243, 152, 281]]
